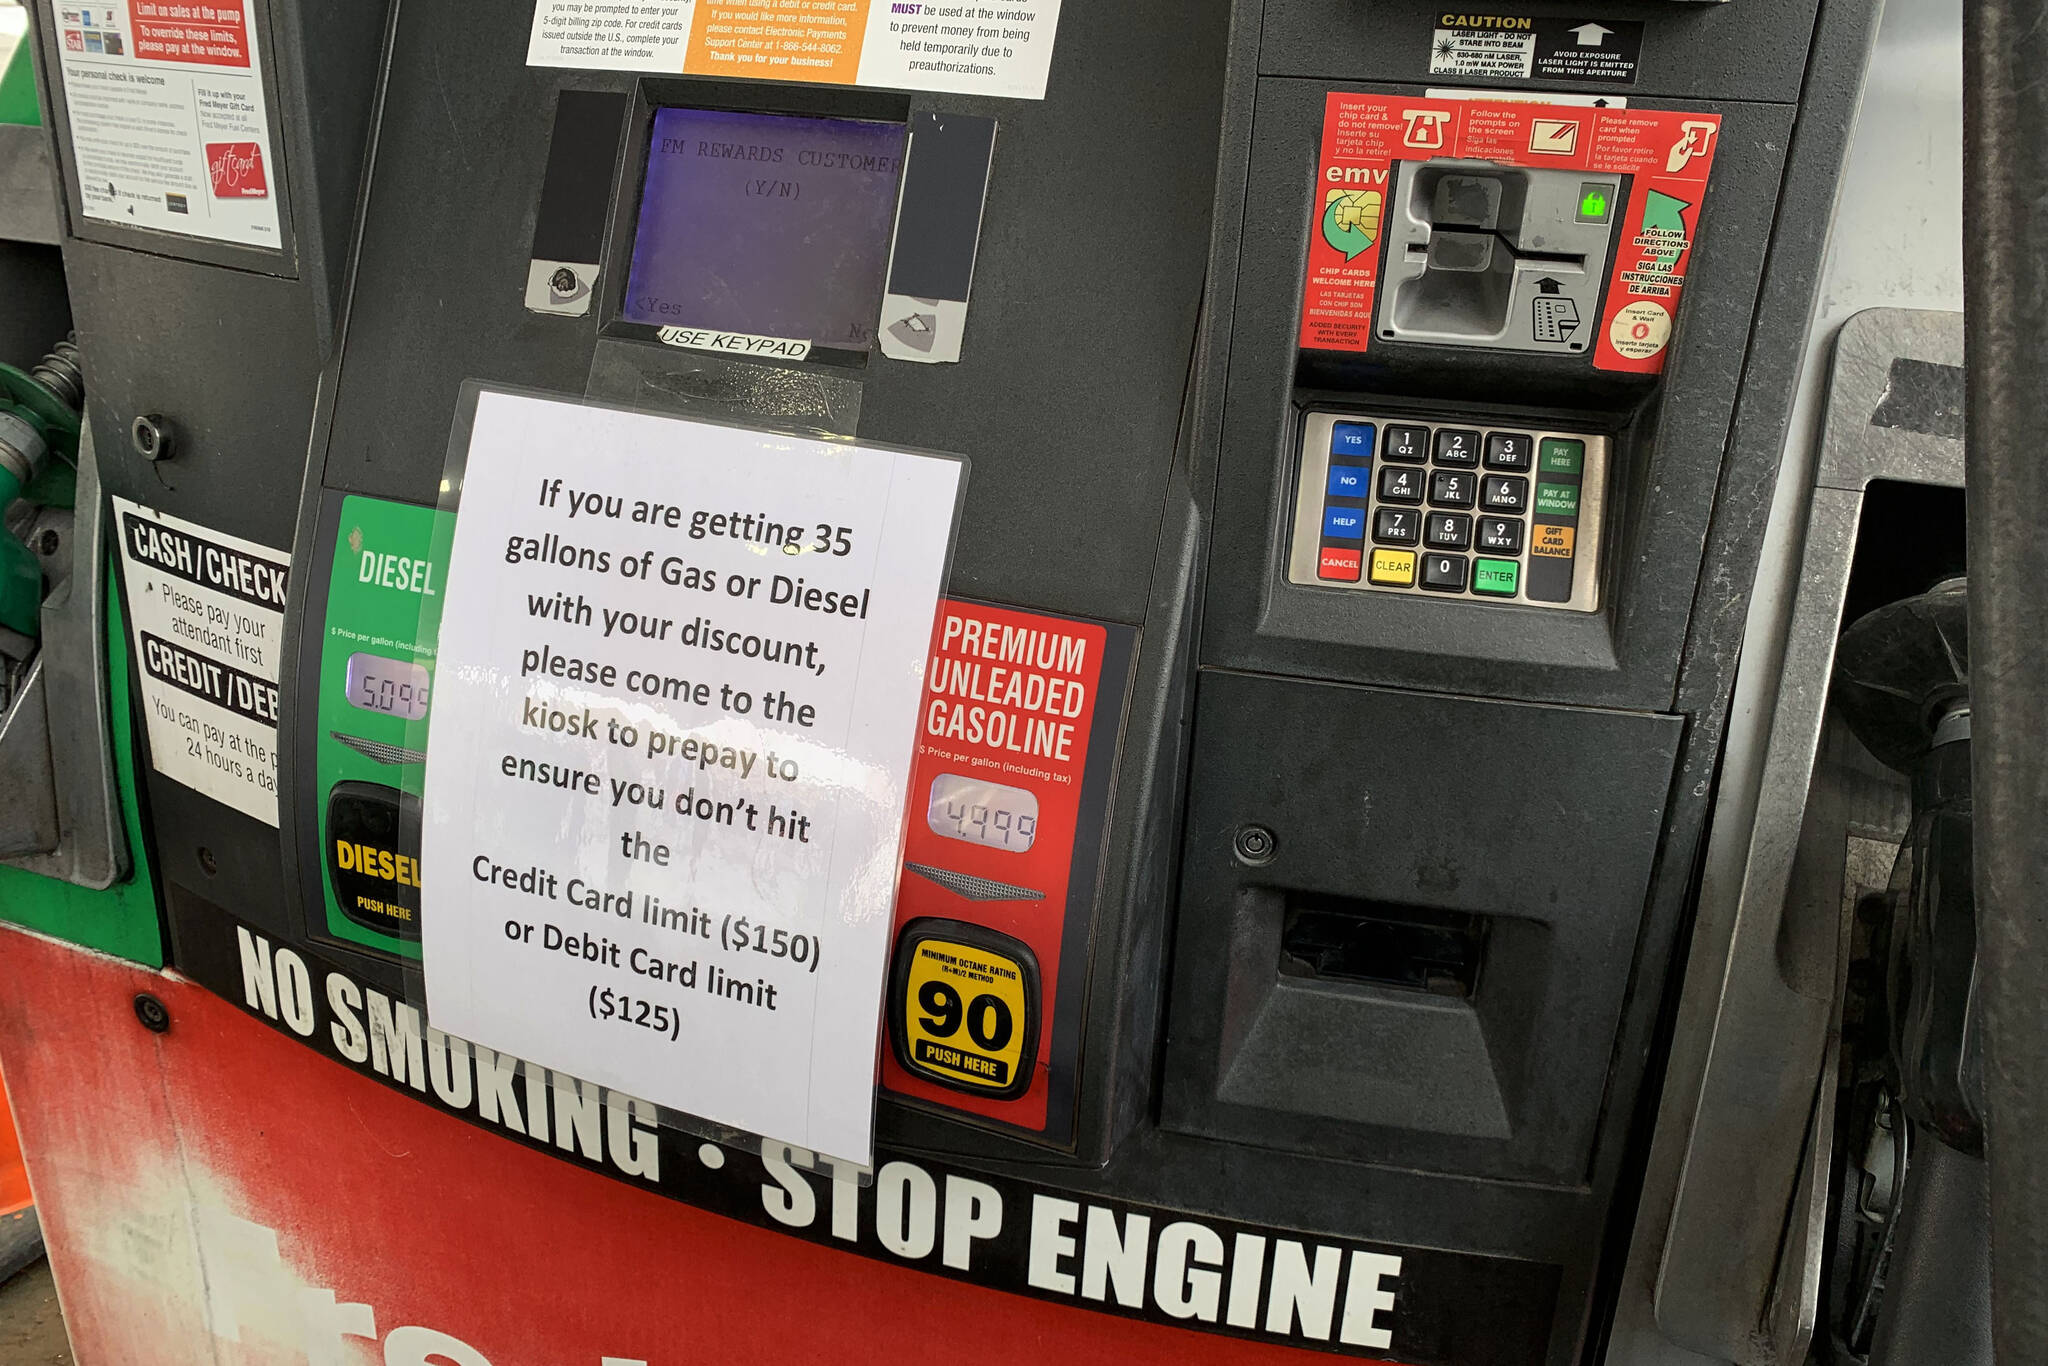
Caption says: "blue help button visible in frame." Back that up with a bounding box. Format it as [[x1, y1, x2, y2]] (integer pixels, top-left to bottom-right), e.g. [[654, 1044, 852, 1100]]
[[1331, 422, 1375, 460], [1323, 506, 1366, 539], [1327, 464, 1369, 498]]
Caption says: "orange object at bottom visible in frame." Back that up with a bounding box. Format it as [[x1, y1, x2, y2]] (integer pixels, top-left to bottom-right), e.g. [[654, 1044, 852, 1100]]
[[0, 1064, 28, 1217]]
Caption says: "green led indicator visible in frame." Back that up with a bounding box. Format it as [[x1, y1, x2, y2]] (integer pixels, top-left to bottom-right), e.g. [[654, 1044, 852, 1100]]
[[1580, 188, 1608, 218]]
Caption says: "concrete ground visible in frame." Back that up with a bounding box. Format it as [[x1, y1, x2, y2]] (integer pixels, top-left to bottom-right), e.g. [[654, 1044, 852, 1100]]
[[0, 1260, 71, 1365]]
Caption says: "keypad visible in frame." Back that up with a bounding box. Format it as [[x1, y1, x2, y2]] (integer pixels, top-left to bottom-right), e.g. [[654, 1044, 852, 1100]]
[[1294, 412, 1605, 610]]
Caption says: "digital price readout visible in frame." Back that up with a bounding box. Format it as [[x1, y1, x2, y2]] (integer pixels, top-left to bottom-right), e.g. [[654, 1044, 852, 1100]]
[[926, 775, 1038, 852], [344, 652, 432, 721]]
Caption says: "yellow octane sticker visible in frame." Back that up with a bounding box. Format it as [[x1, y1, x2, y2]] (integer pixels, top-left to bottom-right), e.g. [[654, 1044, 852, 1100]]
[[901, 937, 1029, 1092]]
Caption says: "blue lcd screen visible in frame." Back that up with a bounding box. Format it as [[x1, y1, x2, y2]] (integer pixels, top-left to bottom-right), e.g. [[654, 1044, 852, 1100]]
[[621, 107, 908, 348]]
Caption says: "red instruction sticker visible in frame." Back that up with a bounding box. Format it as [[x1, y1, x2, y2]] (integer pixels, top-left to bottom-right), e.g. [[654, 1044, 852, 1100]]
[[132, 0, 251, 67], [206, 141, 267, 198], [1301, 93, 1720, 373], [880, 599, 1134, 1144]]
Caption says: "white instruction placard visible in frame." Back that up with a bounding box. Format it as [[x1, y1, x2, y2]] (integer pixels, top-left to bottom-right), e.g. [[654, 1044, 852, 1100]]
[[420, 391, 964, 1167], [54, 0, 281, 248], [113, 498, 289, 825], [527, 0, 1063, 101]]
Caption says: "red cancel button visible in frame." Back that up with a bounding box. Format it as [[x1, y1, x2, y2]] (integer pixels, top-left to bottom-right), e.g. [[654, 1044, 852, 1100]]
[[1318, 546, 1362, 582], [206, 142, 269, 199]]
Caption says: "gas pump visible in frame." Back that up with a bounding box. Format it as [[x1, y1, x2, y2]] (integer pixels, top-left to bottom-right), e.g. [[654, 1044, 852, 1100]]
[[4, 2, 2028, 1365]]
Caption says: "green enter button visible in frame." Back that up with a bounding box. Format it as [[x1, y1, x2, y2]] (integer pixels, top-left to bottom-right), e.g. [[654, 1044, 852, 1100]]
[[1474, 557, 1520, 597]]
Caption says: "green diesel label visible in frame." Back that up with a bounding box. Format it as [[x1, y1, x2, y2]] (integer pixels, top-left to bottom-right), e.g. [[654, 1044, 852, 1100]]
[[316, 496, 452, 958]]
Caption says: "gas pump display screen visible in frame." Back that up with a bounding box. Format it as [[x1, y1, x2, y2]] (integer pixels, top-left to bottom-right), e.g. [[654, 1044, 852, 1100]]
[[926, 775, 1039, 852], [344, 652, 432, 721], [621, 107, 907, 347]]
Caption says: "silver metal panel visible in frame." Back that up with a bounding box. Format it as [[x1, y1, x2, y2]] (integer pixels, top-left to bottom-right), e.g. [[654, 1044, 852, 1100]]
[[1607, 0, 1966, 1357], [0, 122, 61, 247]]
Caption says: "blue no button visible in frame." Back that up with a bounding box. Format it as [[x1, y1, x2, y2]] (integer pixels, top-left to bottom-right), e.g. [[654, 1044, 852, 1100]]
[[1323, 506, 1366, 539], [1331, 422, 1375, 460], [1328, 464, 1370, 498]]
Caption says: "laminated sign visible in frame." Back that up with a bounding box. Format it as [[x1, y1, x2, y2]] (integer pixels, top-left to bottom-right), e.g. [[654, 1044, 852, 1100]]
[[418, 389, 964, 1167], [1302, 93, 1720, 373], [53, 0, 282, 248], [528, 0, 1064, 100]]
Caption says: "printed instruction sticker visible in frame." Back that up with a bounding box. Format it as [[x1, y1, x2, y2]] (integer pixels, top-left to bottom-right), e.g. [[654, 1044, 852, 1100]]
[[1429, 15, 1644, 86], [419, 390, 965, 1168], [54, 0, 282, 248], [113, 498, 289, 825], [527, 0, 1063, 100], [1300, 94, 1719, 373]]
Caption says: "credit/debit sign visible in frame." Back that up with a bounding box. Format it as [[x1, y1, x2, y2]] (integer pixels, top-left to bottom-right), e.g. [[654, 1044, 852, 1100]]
[[893, 924, 1038, 1099]]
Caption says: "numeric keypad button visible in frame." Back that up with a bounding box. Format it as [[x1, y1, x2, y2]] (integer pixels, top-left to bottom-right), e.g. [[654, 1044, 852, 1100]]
[[1429, 470, 1476, 508], [1433, 429, 1480, 466], [1420, 553, 1470, 593], [1379, 465, 1424, 504], [1425, 512, 1472, 550], [1382, 425, 1429, 463], [1481, 475, 1530, 514], [1373, 507, 1420, 545], [1484, 432, 1533, 471], [1477, 516, 1525, 554]]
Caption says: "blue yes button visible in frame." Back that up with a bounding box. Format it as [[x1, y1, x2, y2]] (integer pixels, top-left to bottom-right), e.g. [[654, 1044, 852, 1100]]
[[1323, 506, 1366, 539], [1330, 422, 1375, 459], [1327, 464, 1369, 498]]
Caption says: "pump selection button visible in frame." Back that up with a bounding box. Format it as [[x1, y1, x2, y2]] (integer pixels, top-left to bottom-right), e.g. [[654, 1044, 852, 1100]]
[[1478, 516, 1524, 553], [1369, 548, 1417, 587], [1319, 546, 1363, 582], [1425, 512, 1472, 550], [1323, 506, 1366, 540], [1484, 433, 1533, 470], [1433, 429, 1480, 466], [1331, 422, 1375, 459], [1473, 558, 1521, 597], [1379, 466, 1424, 504], [1383, 425, 1428, 463], [1328, 464, 1370, 498], [1535, 481, 1580, 517], [1429, 470, 1476, 508], [1420, 553, 1469, 593], [1482, 475, 1530, 513], [1539, 438, 1586, 476], [1373, 506, 1420, 545]]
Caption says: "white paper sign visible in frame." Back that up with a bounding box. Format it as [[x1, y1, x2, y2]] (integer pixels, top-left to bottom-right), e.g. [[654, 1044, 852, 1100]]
[[112, 498, 289, 824], [526, 0, 1063, 101], [420, 391, 964, 1167], [53, 0, 282, 248]]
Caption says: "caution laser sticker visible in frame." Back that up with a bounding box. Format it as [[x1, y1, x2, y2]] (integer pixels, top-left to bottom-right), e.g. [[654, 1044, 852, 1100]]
[[1301, 93, 1719, 373]]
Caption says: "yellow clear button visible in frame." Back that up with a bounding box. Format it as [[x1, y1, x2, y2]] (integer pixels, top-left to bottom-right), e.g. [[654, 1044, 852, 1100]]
[[1369, 549, 1417, 586]]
